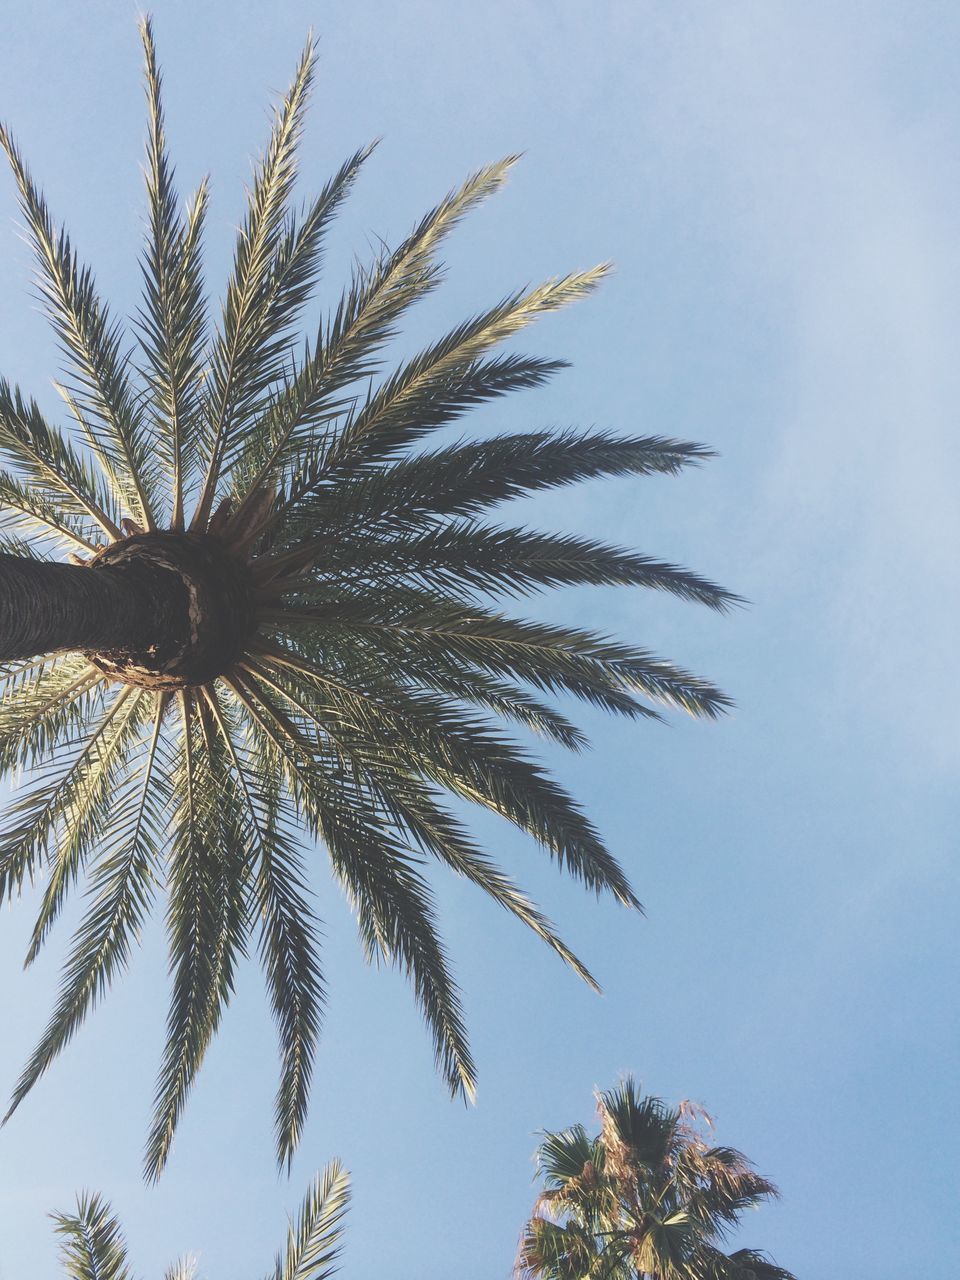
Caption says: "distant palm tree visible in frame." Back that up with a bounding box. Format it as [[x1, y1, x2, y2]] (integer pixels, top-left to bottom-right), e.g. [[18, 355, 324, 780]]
[[53, 1160, 349, 1280], [0, 20, 735, 1179], [518, 1080, 795, 1280]]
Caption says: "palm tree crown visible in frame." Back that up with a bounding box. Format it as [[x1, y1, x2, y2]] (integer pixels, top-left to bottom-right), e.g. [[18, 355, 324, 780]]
[[518, 1080, 795, 1280], [0, 20, 735, 1179], [53, 1161, 349, 1280]]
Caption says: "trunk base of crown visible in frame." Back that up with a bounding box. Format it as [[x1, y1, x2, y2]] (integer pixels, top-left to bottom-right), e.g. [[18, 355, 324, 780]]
[[85, 531, 256, 689]]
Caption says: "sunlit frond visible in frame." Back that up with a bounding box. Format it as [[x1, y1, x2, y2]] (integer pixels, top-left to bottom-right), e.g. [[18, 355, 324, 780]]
[[0, 126, 157, 527], [138, 15, 210, 530], [23, 687, 153, 965], [0, 466, 101, 552], [7, 695, 169, 1116], [0, 653, 102, 775], [191, 37, 318, 528], [52, 1192, 132, 1280], [0, 379, 121, 537], [268, 1160, 350, 1280], [226, 155, 521, 537], [0, 679, 134, 912]]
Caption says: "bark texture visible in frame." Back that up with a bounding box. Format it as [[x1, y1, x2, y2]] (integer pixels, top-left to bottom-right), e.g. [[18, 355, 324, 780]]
[[0, 535, 255, 684], [0, 552, 186, 664]]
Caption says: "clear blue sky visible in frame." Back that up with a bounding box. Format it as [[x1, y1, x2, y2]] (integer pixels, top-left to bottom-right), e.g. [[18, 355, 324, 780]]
[[0, 1, 958, 1275]]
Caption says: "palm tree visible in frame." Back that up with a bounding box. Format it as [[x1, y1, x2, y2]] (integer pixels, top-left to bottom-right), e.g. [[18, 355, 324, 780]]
[[53, 1160, 349, 1280], [518, 1080, 795, 1280], [0, 19, 736, 1180]]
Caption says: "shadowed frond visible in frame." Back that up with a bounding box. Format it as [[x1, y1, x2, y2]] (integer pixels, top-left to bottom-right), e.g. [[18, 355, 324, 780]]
[[289, 521, 738, 608], [252, 642, 598, 985], [265, 593, 730, 719], [306, 430, 716, 532], [240, 651, 638, 907]]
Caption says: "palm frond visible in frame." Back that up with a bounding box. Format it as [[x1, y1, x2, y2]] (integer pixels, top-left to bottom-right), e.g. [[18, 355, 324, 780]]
[[0, 126, 157, 527], [316, 268, 607, 478], [191, 37, 318, 527], [254, 642, 597, 986], [262, 632, 587, 750], [202, 683, 325, 1171], [225, 155, 520, 537], [0, 466, 101, 551], [0, 680, 135, 919], [0, 653, 102, 776], [144, 690, 251, 1182], [707, 1248, 798, 1280], [164, 1261, 198, 1280], [307, 430, 716, 532], [294, 521, 737, 609], [225, 140, 378, 495], [52, 1192, 132, 1280], [6, 695, 169, 1119], [268, 1160, 351, 1280], [0, 378, 121, 537], [265, 355, 566, 554], [23, 688, 153, 966], [226, 669, 477, 1100], [244, 649, 638, 908], [266, 594, 729, 719], [137, 15, 210, 530]]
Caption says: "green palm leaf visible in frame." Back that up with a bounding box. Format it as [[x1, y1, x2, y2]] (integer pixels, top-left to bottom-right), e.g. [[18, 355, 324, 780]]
[[7, 695, 169, 1115], [309, 430, 715, 531], [52, 1192, 132, 1280], [0, 128, 158, 527], [49, 1163, 351, 1280], [520, 1080, 796, 1280], [202, 684, 325, 1171], [138, 15, 210, 531], [268, 1160, 351, 1280], [144, 691, 252, 1181], [192, 36, 319, 527], [0, 379, 121, 537]]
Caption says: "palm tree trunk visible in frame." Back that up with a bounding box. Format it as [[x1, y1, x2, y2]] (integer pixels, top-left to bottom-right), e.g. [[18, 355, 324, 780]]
[[0, 552, 187, 663]]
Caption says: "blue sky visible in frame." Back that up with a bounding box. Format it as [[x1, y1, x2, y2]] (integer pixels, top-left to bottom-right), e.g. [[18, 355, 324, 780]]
[[0, 1, 958, 1275]]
